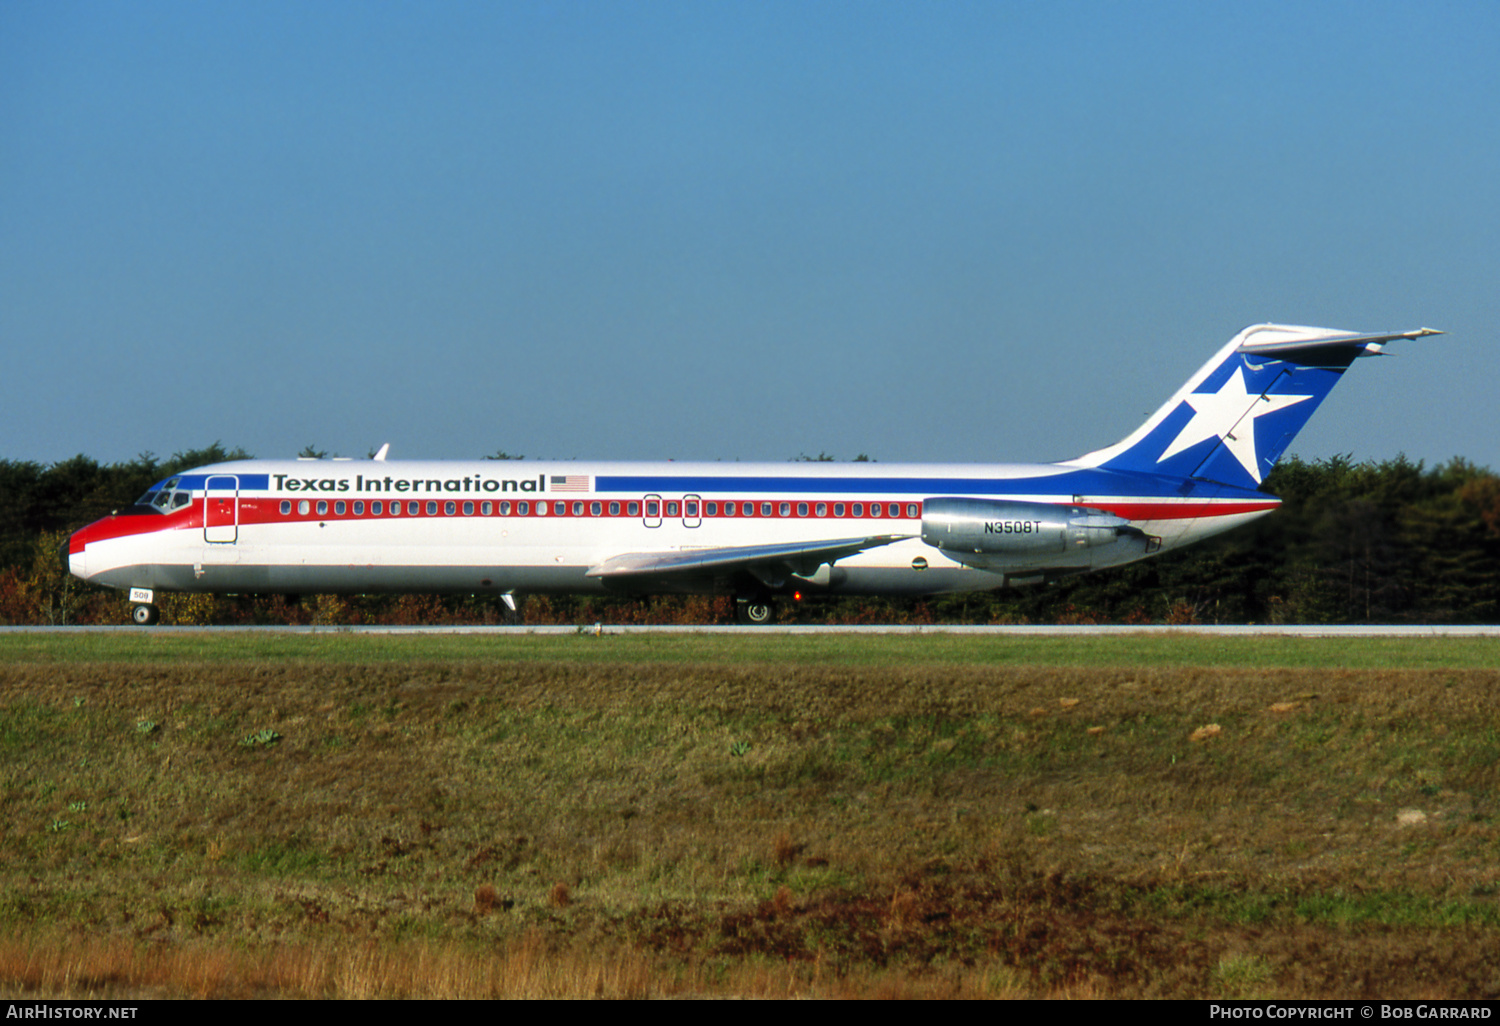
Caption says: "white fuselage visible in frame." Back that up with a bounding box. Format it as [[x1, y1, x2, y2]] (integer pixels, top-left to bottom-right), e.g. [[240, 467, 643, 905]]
[[67, 457, 1277, 599]]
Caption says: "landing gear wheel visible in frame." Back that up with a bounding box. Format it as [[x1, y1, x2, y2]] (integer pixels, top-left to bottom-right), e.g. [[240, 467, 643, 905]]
[[736, 598, 775, 625], [131, 603, 160, 626]]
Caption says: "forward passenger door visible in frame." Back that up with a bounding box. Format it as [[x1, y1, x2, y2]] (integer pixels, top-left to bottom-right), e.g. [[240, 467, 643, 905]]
[[203, 475, 239, 543]]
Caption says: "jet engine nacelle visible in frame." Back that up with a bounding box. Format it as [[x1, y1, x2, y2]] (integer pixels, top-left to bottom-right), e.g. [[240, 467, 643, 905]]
[[919, 497, 1150, 574]]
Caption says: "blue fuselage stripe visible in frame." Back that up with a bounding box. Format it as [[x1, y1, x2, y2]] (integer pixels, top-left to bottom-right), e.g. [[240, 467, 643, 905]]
[[594, 471, 1259, 500], [153, 470, 1267, 503], [154, 474, 273, 491]]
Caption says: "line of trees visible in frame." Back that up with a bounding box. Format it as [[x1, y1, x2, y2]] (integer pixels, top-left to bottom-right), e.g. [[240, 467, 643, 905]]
[[3, 447, 1497, 625]]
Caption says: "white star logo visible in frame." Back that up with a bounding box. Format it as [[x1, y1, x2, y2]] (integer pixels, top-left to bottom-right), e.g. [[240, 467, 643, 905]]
[[1157, 367, 1313, 483]]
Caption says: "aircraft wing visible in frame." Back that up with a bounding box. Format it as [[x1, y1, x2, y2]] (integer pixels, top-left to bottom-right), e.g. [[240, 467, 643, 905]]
[[585, 534, 911, 592]]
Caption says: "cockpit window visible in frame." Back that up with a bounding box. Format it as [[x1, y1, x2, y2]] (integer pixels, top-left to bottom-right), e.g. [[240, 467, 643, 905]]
[[137, 478, 192, 513]]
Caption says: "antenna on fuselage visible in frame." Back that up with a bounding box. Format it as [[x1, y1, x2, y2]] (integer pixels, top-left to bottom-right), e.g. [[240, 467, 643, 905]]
[[373, 443, 390, 461]]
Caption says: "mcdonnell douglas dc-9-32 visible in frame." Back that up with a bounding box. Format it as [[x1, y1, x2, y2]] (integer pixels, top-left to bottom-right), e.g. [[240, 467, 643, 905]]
[[67, 323, 1438, 625]]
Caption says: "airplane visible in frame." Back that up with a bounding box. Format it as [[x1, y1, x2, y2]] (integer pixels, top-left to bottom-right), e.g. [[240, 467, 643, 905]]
[[66, 323, 1439, 625]]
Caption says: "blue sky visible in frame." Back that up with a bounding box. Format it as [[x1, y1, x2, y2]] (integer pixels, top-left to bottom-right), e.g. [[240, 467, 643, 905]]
[[3, 1, 1496, 471]]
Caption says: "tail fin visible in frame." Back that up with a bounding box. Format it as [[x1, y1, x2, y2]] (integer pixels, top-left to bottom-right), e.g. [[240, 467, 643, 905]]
[[1065, 324, 1440, 489]]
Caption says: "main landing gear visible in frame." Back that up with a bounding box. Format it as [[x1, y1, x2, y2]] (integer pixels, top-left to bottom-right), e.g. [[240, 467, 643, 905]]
[[735, 597, 776, 625], [131, 603, 160, 626]]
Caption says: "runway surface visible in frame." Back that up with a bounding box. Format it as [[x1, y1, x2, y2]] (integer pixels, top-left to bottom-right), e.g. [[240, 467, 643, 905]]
[[7, 624, 1500, 636]]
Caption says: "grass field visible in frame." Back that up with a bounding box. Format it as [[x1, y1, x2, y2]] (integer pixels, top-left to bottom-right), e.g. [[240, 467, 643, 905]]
[[3, 632, 1499, 998], [4, 629, 1500, 668]]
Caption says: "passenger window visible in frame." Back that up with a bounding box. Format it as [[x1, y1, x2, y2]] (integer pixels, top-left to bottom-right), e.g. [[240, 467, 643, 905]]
[[852, 503, 863, 517], [409, 501, 420, 515], [779, 502, 790, 516], [646, 501, 659, 517], [518, 501, 529, 515], [499, 501, 510, 515], [280, 500, 291, 515], [554, 501, 566, 515], [317, 501, 328, 515], [590, 501, 602, 516], [608, 501, 620, 515], [760, 503, 772, 517], [833, 503, 844, 517], [906, 504, 918, 518], [353, 501, 364, 515], [572, 502, 584, 516], [685, 501, 698, 517], [797, 502, 808, 517], [445, 501, 456, 515], [298, 500, 310, 515], [628, 501, 640, 516], [335, 501, 346, 515]]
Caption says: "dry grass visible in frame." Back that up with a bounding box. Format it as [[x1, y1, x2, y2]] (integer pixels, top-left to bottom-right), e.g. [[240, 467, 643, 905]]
[[4, 655, 1500, 998], [0, 926, 1034, 999], [0, 928, 652, 999]]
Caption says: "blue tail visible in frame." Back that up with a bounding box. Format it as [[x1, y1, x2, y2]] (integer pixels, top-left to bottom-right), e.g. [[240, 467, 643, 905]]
[[1066, 324, 1440, 489]]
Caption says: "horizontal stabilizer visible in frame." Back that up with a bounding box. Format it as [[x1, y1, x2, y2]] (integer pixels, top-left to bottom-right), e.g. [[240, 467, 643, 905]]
[[1237, 327, 1442, 364]]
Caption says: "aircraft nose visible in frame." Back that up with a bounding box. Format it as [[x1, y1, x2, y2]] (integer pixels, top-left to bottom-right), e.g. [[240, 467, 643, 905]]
[[61, 533, 82, 580]]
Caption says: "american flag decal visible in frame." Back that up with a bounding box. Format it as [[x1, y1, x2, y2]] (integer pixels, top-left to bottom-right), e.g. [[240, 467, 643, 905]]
[[550, 474, 589, 492]]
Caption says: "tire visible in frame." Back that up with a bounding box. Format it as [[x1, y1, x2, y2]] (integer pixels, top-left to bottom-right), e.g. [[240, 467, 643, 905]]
[[737, 599, 775, 625], [131, 603, 159, 626]]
